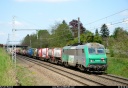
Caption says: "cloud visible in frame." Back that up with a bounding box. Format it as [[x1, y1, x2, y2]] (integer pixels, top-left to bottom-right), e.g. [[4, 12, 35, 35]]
[[15, 0, 72, 3]]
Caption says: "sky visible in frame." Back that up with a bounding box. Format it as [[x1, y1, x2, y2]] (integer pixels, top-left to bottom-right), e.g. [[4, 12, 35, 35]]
[[0, 0, 128, 45]]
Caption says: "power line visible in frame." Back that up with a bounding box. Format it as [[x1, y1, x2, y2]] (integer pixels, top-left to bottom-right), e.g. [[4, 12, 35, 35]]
[[88, 17, 128, 31], [16, 16, 44, 29], [85, 9, 128, 25]]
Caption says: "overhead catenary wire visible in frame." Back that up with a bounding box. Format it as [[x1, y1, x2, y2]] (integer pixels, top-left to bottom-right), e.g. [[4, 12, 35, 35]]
[[85, 9, 128, 25], [88, 19, 128, 33], [88, 17, 128, 30]]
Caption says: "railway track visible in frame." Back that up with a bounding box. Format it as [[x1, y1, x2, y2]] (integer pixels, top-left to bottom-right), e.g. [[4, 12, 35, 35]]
[[96, 74, 128, 86], [17, 55, 105, 86], [17, 55, 128, 86]]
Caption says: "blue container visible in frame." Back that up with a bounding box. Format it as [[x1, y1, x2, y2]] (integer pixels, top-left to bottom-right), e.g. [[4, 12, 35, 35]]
[[27, 48, 34, 57]]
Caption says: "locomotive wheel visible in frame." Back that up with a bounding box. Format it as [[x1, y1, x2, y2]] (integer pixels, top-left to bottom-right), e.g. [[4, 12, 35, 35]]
[[78, 64, 85, 71]]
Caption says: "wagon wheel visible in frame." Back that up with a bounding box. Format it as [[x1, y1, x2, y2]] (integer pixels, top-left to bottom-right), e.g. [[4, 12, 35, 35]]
[[54, 58, 58, 64], [64, 62, 69, 67]]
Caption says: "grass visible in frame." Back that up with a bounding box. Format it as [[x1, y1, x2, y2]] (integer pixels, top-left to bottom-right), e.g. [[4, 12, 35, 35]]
[[106, 54, 128, 78], [16, 65, 36, 86], [0, 47, 36, 86], [0, 48, 17, 86]]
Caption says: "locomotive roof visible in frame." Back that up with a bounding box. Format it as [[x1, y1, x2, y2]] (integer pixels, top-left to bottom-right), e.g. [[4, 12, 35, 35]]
[[63, 43, 104, 49], [85, 43, 104, 48]]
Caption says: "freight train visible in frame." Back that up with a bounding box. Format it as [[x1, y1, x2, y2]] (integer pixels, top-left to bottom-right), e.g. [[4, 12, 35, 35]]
[[16, 43, 107, 73]]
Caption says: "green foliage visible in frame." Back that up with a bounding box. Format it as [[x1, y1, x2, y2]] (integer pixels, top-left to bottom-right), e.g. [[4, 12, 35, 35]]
[[21, 34, 30, 46], [95, 29, 99, 36], [100, 24, 109, 38], [21, 30, 50, 48], [49, 22, 73, 47], [108, 27, 128, 58], [113, 27, 124, 38], [100, 24, 109, 48], [107, 55, 128, 78], [110, 49, 114, 57], [0, 48, 16, 85], [93, 35, 102, 44], [21, 21, 74, 48]]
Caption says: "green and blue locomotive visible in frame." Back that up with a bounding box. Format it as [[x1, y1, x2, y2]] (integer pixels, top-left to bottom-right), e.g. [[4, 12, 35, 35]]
[[62, 43, 107, 72]]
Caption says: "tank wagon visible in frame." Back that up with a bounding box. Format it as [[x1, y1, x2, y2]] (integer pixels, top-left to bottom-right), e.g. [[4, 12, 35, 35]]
[[48, 48, 62, 64], [38, 48, 49, 60], [62, 43, 107, 72]]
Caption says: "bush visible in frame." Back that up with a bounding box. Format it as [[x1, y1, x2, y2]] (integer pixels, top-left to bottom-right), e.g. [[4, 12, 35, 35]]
[[110, 49, 114, 57]]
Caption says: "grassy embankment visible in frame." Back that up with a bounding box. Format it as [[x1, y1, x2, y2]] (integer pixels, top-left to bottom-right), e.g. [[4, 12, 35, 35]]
[[0, 48, 16, 86], [16, 65, 36, 86], [0, 48, 36, 86], [106, 54, 128, 78]]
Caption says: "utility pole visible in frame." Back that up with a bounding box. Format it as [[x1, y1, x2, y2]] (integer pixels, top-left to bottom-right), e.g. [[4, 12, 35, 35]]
[[78, 17, 80, 43], [29, 36, 31, 47], [7, 34, 9, 52], [12, 16, 16, 68]]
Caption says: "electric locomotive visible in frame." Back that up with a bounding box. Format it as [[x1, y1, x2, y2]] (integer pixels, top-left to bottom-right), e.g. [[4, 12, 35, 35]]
[[62, 43, 107, 72]]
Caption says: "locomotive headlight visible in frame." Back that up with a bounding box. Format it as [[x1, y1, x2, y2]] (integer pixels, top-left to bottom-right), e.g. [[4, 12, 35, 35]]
[[101, 58, 105, 62], [102, 59, 105, 62], [90, 60, 94, 62]]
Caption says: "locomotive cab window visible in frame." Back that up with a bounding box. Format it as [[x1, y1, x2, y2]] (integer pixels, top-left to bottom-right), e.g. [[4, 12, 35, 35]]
[[88, 48, 96, 54], [97, 48, 105, 54], [88, 47, 105, 54]]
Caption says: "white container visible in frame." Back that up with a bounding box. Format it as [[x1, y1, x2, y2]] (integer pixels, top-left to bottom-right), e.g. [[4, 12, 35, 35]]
[[48, 49, 53, 57], [48, 48, 62, 58], [54, 48, 62, 58], [38, 48, 48, 58]]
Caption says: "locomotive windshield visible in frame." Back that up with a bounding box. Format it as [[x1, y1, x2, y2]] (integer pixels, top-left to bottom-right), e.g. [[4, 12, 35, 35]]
[[88, 47, 105, 54]]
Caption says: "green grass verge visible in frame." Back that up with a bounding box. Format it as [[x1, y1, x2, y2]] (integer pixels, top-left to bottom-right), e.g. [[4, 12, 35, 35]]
[[106, 54, 128, 78], [16, 65, 36, 86], [0, 48, 36, 86], [0, 48, 17, 86]]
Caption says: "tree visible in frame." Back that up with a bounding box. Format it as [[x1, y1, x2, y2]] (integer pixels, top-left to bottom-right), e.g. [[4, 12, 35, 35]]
[[95, 29, 99, 36], [67, 30, 95, 45], [62, 20, 67, 24], [69, 19, 86, 38], [110, 27, 128, 57], [49, 21, 73, 47], [100, 24, 109, 38], [21, 34, 30, 46], [38, 30, 50, 48], [100, 24, 109, 47], [113, 27, 124, 39]]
